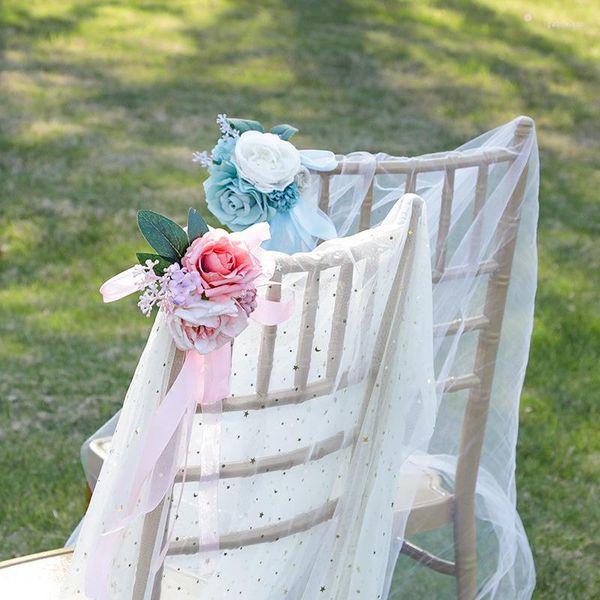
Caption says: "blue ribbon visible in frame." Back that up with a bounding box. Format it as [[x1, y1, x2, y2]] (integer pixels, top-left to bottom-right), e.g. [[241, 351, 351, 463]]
[[262, 150, 338, 254], [263, 197, 337, 254]]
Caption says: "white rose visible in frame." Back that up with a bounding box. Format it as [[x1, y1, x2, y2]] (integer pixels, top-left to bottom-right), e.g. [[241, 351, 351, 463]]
[[233, 131, 301, 193]]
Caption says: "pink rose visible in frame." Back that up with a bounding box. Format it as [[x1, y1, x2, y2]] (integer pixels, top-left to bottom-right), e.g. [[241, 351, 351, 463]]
[[182, 230, 262, 304], [165, 223, 275, 353]]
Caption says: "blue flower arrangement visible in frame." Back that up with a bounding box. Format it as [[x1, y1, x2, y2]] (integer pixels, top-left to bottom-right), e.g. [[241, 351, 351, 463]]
[[195, 114, 338, 252]]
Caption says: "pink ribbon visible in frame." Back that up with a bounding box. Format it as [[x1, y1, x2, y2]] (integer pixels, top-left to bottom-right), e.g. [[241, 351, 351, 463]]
[[87, 222, 293, 597], [99, 266, 144, 303], [85, 348, 227, 598], [86, 308, 293, 600]]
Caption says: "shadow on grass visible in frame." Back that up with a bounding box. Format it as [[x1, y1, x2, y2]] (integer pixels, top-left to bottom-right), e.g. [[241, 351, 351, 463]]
[[1, 0, 599, 595]]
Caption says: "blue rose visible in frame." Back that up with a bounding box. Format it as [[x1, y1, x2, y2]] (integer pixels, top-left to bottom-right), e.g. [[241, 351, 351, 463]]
[[204, 160, 275, 231], [211, 136, 237, 164]]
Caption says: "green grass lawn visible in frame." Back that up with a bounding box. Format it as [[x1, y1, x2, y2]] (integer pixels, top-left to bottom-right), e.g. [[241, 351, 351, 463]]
[[1, 0, 599, 597]]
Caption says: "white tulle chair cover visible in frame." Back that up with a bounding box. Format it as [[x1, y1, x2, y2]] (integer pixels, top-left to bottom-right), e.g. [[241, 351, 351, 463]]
[[62, 195, 437, 599], [322, 116, 538, 599]]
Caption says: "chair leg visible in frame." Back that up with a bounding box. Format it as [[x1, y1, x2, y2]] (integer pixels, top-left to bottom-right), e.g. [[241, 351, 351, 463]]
[[132, 496, 168, 599], [453, 498, 478, 600]]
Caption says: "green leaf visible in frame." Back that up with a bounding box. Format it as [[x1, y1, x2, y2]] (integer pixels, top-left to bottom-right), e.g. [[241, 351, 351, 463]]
[[137, 210, 189, 261], [187, 207, 209, 243], [227, 118, 264, 134], [271, 123, 299, 140], [136, 253, 174, 275]]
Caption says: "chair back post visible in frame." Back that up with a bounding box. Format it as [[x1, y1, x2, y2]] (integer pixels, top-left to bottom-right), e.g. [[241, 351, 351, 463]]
[[452, 116, 533, 599], [134, 349, 185, 599]]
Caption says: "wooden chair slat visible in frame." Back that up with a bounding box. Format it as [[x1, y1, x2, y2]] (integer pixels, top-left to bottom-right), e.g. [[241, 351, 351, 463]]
[[326, 263, 354, 380], [332, 148, 516, 175], [319, 172, 330, 213], [434, 167, 455, 275], [358, 182, 374, 231], [255, 272, 282, 395], [174, 428, 358, 483], [294, 271, 320, 390], [433, 315, 490, 338], [167, 500, 338, 555]]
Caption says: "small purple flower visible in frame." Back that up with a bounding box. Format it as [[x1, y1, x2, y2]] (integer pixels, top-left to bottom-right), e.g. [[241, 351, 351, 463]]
[[137, 262, 203, 317], [167, 264, 202, 307], [237, 287, 257, 317]]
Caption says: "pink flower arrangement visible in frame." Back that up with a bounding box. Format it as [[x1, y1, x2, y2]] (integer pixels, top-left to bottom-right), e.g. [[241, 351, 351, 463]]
[[166, 227, 273, 353], [100, 208, 275, 355]]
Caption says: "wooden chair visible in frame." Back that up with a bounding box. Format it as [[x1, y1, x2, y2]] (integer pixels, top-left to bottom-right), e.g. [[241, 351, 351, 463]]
[[1, 195, 428, 598]]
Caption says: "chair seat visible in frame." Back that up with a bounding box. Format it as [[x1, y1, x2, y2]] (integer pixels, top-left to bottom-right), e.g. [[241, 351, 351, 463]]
[[399, 463, 454, 536], [0, 548, 73, 599], [87, 436, 111, 490]]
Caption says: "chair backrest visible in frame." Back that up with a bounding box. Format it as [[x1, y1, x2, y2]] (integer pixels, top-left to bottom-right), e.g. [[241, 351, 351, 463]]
[[135, 194, 427, 598], [315, 116, 535, 519]]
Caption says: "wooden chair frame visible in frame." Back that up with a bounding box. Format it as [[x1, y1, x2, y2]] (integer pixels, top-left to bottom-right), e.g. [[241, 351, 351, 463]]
[[69, 116, 534, 599]]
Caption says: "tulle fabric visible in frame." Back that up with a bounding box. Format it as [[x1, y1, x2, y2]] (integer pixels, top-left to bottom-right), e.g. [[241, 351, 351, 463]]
[[62, 195, 437, 599], [323, 116, 538, 599]]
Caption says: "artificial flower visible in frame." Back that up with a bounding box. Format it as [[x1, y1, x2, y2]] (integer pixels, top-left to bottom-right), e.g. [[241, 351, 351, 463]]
[[268, 182, 300, 212], [233, 131, 301, 193], [204, 160, 274, 231], [168, 299, 247, 353], [211, 136, 237, 164], [182, 228, 264, 302], [196, 115, 338, 252], [100, 206, 275, 354], [294, 165, 311, 194]]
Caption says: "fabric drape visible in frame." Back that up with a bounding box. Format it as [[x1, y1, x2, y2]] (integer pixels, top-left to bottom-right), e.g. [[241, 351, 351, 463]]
[[325, 116, 538, 599], [63, 195, 436, 599]]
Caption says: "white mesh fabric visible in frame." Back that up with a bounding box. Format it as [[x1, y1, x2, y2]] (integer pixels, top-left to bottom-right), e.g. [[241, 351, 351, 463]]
[[63, 194, 437, 599], [323, 116, 538, 599]]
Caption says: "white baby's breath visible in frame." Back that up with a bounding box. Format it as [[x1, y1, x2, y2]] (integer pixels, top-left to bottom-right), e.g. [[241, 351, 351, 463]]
[[216, 113, 239, 138], [192, 150, 212, 167]]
